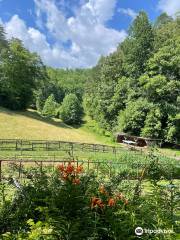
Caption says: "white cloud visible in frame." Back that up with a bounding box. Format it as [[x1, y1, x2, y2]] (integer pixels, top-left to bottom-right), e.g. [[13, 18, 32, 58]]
[[118, 8, 137, 20], [2, 0, 127, 68], [158, 0, 180, 17]]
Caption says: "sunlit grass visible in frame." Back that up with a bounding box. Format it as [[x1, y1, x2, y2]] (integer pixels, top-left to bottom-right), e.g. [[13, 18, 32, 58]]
[[0, 107, 112, 144]]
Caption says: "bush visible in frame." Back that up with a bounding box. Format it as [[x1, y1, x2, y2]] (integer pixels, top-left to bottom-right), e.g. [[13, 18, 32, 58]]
[[141, 107, 162, 138], [59, 94, 83, 125], [0, 160, 178, 240], [42, 94, 59, 117], [117, 99, 151, 136]]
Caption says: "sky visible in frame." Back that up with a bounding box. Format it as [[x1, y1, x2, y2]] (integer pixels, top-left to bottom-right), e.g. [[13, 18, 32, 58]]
[[0, 0, 179, 69]]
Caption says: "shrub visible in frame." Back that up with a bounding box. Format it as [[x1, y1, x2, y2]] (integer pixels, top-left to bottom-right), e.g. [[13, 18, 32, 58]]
[[42, 94, 59, 117], [59, 94, 83, 125], [0, 159, 178, 240], [141, 107, 162, 138], [117, 98, 151, 136]]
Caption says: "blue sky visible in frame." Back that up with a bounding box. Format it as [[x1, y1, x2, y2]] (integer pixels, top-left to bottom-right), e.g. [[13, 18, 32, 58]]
[[0, 0, 179, 68]]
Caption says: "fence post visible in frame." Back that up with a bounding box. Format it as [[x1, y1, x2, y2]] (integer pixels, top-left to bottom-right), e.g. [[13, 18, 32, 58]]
[[97, 159, 99, 175], [109, 161, 112, 177], [88, 159, 90, 171], [46, 142, 49, 151], [103, 145, 105, 153], [70, 143, 74, 156], [0, 161, 2, 182], [40, 161, 43, 174], [18, 161, 22, 179]]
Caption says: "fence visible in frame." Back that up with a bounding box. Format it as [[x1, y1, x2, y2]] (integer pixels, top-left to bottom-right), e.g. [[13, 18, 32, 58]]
[[0, 139, 122, 154], [0, 157, 149, 182], [1, 158, 178, 183]]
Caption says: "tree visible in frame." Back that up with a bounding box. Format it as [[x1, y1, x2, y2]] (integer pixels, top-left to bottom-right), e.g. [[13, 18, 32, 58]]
[[141, 108, 162, 138], [154, 13, 173, 28], [0, 38, 46, 110], [122, 11, 154, 77], [166, 115, 180, 143], [0, 25, 8, 49], [84, 13, 179, 142], [0, 25, 8, 89], [59, 94, 83, 125], [153, 16, 179, 51], [117, 99, 151, 136], [42, 94, 58, 117], [85, 50, 124, 130]]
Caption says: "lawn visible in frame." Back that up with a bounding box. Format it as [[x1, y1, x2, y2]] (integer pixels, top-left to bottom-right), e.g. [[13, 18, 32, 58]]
[[0, 107, 113, 144]]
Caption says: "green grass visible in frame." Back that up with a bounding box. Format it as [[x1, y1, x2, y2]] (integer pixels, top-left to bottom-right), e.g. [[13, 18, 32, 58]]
[[0, 107, 179, 160], [0, 107, 113, 144], [158, 148, 180, 158]]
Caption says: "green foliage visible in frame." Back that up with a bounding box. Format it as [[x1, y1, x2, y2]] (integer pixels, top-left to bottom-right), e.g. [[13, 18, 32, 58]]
[[59, 93, 83, 125], [0, 159, 178, 240], [84, 51, 124, 130], [47, 67, 89, 101], [154, 13, 173, 28], [0, 38, 46, 110], [42, 94, 59, 117], [123, 11, 154, 77], [141, 108, 162, 138], [117, 99, 151, 136], [85, 13, 180, 142], [166, 115, 180, 143]]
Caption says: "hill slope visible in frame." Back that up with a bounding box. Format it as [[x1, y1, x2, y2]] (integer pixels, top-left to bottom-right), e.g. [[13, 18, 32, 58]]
[[0, 107, 112, 144]]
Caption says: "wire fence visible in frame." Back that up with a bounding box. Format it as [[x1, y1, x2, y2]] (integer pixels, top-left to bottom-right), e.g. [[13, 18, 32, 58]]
[[0, 139, 178, 182], [0, 139, 132, 154], [0, 157, 178, 182]]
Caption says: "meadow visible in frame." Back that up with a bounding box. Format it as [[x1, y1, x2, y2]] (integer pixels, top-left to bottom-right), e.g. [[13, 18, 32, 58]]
[[0, 107, 113, 145]]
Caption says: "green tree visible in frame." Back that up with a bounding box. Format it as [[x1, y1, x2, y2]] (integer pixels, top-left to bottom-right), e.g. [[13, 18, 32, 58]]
[[59, 94, 83, 125], [153, 16, 179, 51], [0, 25, 8, 49], [117, 99, 151, 136], [166, 115, 180, 143], [122, 11, 154, 77], [141, 108, 162, 138], [0, 38, 46, 110], [154, 13, 173, 28], [85, 51, 124, 130], [42, 94, 58, 117]]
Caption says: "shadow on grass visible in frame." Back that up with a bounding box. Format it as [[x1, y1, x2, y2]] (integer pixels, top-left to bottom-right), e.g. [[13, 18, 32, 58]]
[[20, 110, 74, 129], [0, 107, 73, 129]]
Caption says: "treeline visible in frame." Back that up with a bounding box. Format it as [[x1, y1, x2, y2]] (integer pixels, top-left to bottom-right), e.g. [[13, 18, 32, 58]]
[[0, 27, 87, 124], [0, 12, 179, 142], [0, 28, 46, 110], [35, 67, 89, 124], [85, 12, 180, 143]]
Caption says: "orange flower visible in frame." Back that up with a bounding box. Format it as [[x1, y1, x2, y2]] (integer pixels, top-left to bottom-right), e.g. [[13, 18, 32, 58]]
[[62, 173, 68, 180], [91, 197, 98, 208], [108, 198, 116, 207], [124, 199, 128, 205], [65, 163, 74, 174], [96, 199, 104, 208], [99, 185, 108, 195], [57, 164, 64, 172], [76, 165, 83, 173], [116, 193, 124, 200], [73, 178, 81, 185], [91, 197, 104, 208]]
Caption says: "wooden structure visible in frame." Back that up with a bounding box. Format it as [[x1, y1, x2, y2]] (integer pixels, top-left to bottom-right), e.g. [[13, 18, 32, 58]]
[[116, 133, 163, 147]]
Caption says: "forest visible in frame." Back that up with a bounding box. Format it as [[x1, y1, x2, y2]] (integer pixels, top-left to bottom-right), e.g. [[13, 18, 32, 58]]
[[0, 12, 179, 142], [0, 9, 180, 240]]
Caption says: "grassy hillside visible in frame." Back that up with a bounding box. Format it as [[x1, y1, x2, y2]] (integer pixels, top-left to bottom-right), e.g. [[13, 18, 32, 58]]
[[0, 107, 114, 144]]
